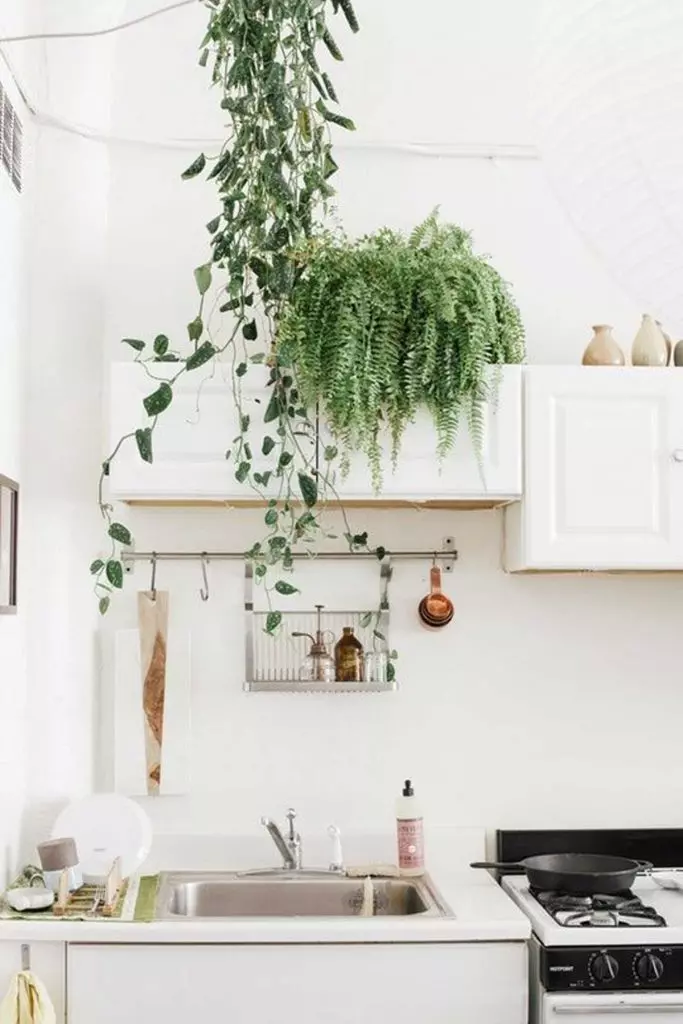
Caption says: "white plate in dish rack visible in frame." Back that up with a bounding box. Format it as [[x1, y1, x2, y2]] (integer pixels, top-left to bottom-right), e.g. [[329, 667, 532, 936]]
[[52, 794, 152, 882]]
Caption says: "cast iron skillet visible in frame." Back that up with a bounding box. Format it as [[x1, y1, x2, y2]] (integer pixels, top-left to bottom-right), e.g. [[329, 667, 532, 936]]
[[470, 853, 652, 894]]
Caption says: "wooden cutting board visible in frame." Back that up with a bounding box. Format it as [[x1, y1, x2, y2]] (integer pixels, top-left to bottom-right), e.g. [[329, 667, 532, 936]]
[[137, 591, 169, 795]]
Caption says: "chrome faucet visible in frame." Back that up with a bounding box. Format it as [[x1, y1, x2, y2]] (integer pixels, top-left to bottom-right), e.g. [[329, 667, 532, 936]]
[[261, 808, 303, 871]]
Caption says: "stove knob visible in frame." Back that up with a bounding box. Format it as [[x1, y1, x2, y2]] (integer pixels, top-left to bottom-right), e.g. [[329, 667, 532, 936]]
[[592, 954, 619, 982], [636, 954, 664, 983]]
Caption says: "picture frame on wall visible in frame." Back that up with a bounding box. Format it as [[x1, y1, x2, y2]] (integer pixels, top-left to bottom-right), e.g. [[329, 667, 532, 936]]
[[0, 475, 18, 614]]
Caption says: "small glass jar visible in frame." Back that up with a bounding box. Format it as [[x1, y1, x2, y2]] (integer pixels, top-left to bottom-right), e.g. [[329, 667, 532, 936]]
[[334, 627, 364, 682], [364, 650, 388, 684]]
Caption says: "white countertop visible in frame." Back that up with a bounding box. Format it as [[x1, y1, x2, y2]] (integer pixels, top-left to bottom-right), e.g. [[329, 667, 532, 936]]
[[0, 872, 529, 945]]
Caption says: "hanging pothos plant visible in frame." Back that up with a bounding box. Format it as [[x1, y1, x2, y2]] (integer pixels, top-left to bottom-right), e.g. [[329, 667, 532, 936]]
[[92, 0, 526, 641], [93, 0, 378, 634]]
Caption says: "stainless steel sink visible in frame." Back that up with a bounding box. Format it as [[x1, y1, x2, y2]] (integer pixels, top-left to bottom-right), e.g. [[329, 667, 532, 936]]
[[156, 872, 450, 920]]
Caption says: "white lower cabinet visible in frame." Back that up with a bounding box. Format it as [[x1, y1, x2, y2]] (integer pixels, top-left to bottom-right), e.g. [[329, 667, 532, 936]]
[[67, 942, 527, 1024], [0, 943, 65, 1022]]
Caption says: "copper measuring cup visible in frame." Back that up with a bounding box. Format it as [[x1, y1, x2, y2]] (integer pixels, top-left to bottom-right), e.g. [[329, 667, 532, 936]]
[[418, 564, 454, 628]]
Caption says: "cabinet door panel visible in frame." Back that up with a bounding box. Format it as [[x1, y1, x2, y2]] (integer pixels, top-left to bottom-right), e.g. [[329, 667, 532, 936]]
[[520, 368, 683, 569], [67, 942, 526, 1024], [109, 363, 521, 503]]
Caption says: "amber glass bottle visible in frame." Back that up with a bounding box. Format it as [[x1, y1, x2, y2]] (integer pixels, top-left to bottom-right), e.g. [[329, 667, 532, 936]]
[[334, 627, 364, 682]]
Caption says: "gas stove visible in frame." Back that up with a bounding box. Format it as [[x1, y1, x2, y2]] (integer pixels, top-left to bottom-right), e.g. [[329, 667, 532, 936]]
[[497, 829, 683, 1022]]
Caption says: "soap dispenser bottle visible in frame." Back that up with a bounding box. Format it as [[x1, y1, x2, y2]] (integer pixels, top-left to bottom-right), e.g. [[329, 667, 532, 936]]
[[396, 779, 425, 877]]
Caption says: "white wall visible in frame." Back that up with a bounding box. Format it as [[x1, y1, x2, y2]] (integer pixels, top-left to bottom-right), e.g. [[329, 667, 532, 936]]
[[94, 0, 680, 847], [8, 0, 677, 857], [0, 0, 36, 884], [10, 1, 126, 853]]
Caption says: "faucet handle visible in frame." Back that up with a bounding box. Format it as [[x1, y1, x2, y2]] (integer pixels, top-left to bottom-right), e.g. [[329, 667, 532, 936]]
[[328, 825, 344, 873], [286, 808, 298, 841]]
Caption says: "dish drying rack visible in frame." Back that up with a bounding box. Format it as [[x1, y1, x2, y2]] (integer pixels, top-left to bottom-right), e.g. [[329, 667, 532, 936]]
[[53, 857, 123, 917], [245, 559, 395, 693]]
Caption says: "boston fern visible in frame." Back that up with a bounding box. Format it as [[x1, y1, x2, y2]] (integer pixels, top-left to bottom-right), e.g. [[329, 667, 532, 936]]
[[277, 214, 526, 488], [93, 0, 374, 631]]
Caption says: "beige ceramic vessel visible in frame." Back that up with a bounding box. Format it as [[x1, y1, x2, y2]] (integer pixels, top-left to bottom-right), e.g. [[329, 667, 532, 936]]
[[582, 324, 625, 366], [632, 313, 669, 367]]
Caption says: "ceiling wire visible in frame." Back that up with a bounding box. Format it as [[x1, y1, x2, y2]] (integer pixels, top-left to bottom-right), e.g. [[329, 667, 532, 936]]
[[0, 0, 200, 44]]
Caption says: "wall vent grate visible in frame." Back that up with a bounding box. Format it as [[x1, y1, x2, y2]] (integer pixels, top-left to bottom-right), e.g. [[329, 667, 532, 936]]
[[0, 81, 23, 193]]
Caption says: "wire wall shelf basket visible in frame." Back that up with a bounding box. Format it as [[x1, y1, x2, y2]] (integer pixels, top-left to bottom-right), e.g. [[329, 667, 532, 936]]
[[244, 561, 396, 694]]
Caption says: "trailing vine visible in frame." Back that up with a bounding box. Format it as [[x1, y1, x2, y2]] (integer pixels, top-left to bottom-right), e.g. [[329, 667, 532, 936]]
[[277, 214, 526, 488], [93, 0, 374, 632]]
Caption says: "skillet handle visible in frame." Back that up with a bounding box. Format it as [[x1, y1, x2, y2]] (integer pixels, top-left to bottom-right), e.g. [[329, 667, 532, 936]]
[[636, 860, 653, 872], [470, 861, 519, 870]]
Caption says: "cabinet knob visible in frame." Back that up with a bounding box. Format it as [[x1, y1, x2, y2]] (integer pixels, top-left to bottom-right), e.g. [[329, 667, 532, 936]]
[[672, 450, 683, 463]]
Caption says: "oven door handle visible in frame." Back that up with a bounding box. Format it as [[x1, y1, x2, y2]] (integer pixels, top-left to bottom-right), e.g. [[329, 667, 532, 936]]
[[553, 1005, 683, 1015]]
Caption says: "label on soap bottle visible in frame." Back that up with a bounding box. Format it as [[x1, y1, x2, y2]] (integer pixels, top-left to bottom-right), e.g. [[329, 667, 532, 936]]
[[397, 818, 424, 872]]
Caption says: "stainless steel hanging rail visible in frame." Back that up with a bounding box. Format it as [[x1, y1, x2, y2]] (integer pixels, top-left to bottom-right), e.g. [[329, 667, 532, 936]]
[[121, 547, 457, 563]]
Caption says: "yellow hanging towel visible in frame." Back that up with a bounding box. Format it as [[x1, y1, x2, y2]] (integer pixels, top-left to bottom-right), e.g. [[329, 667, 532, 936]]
[[0, 972, 56, 1024]]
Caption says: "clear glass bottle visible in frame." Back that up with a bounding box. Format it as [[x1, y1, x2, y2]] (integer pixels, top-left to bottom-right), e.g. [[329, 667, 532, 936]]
[[335, 627, 364, 682]]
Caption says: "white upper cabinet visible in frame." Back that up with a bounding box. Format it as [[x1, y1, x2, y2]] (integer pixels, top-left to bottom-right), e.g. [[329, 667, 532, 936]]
[[506, 367, 683, 571], [108, 363, 522, 503]]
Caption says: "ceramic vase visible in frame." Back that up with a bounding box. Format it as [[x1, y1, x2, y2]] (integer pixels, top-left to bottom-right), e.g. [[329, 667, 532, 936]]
[[656, 320, 673, 364], [582, 325, 625, 366], [632, 313, 669, 367]]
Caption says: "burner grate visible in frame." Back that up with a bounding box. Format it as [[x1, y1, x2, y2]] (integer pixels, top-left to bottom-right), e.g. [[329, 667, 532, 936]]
[[532, 889, 666, 928]]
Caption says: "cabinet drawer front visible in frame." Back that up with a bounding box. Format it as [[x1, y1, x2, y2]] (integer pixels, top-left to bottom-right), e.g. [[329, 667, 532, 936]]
[[68, 942, 527, 1024]]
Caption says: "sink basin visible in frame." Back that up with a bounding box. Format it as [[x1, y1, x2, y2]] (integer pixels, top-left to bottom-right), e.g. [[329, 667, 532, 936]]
[[156, 872, 449, 919]]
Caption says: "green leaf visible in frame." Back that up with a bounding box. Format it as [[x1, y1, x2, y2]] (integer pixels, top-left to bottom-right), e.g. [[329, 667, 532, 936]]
[[373, 629, 386, 642], [387, 661, 396, 683], [108, 522, 132, 546], [321, 73, 339, 103], [99, 596, 111, 616], [181, 153, 206, 179], [275, 580, 298, 595], [135, 427, 154, 463], [265, 508, 278, 526], [246, 542, 262, 559], [186, 341, 216, 370], [206, 215, 221, 234], [298, 472, 318, 507], [153, 334, 169, 356], [278, 451, 293, 469], [359, 612, 372, 628], [199, 47, 209, 67], [322, 27, 344, 60], [220, 297, 240, 313], [240, 414, 250, 432], [106, 560, 124, 589], [194, 263, 212, 296], [143, 382, 173, 416], [250, 352, 266, 363], [324, 445, 338, 461], [264, 611, 282, 635], [122, 338, 145, 352], [269, 536, 287, 550], [390, 649, 398, 660], [255, 564, 267, 578], [262, 436, 276, 456], [235, 461, 250, 484], [236, 362, 248, 377], [339, 0, 360, 32], [90, 559, 104, 575], [254, 470, 272, 488], [187, 316, 203, 343], [242, 320, 258, 341], [375, 545, 387, 560], [154, 353, 179, 363], [263, 392, 280, 423]]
